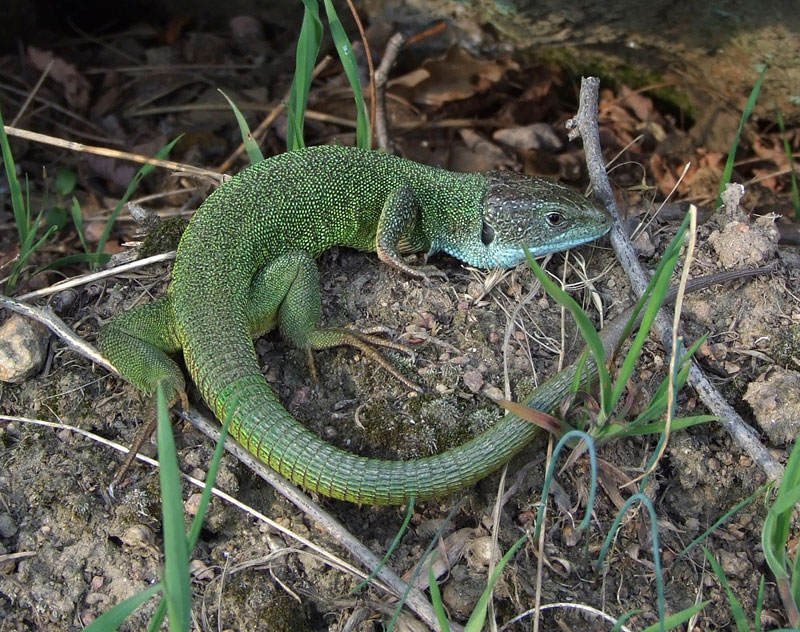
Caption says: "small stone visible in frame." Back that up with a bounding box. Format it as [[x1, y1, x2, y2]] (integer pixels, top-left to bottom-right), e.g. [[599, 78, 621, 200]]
[[442, 572, 485, 619], [189, 468, 206, 482], [0, 512, 17, 538], [632, 229, 655, 257], [0, 314, 48, 383], [465, 535, 499, 569], [462, 370, 484, 393], [185, 493, 203, 516], [744, 368, 800, 444], [189, 559, 215, 580], [719, 551, 750, 578], [120, 524, 155, 548]]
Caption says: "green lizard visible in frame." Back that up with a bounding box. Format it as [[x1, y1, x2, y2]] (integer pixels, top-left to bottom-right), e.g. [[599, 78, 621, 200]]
[[100, 145, 612, 505]]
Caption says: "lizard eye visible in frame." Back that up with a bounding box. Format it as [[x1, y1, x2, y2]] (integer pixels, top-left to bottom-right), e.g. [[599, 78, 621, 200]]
[[481, 221, 495, 246], [546, 212, 565, 227]]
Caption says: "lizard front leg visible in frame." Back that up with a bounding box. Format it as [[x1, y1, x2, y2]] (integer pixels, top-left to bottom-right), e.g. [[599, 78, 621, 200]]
[[375, 187, 446, 282]]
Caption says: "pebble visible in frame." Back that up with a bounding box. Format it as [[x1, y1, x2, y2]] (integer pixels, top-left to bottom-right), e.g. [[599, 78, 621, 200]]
[[0, 512, 17, 538], [462, 369, 484, 393], [120, 524, 155, 548], [0, 314, 48, 383], [744, 368, 800, 444]]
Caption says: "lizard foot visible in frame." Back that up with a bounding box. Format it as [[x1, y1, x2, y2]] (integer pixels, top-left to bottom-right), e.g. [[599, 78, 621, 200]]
[[344, 325, 416, 358], [108, 388, 188, 498], [309, 327, 422, 393]]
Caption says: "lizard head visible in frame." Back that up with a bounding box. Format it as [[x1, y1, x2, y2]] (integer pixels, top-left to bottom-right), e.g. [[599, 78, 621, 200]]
[[440, 170, 612, 269]]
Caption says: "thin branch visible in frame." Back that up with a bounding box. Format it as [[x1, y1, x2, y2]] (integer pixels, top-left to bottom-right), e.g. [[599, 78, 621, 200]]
[[3, 125, 224, 182], [374, 33, 405, 153], [0, 294, 116, 374], [183, 408, 444, 631], [11, 58, 54, 127], [567, 76, 783, 481], [17, 252, 175, 301]]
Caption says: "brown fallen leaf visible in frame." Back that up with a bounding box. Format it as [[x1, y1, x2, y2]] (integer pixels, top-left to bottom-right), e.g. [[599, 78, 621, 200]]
[[390, 45, 517, 107], [27, 46, 90, 111]]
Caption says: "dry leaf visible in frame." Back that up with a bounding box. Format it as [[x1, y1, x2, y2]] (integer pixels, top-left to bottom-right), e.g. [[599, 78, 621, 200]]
[[27, 46, 90, 111], [390, 46, 517, 107]]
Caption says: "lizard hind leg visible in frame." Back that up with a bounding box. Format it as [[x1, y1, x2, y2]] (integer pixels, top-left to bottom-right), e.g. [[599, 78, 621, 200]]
[[248, 251, 422, 393]]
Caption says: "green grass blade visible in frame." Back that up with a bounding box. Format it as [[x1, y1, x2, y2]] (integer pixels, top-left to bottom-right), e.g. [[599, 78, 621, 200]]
[[630, 334, 706, 428], [606, 211, 692, 373], [428, 553, 451, 632], [595, 494, 665, 632], [570, 349, 590, 398], [0, 107, 28, 245], [609, 213, 690, 410], [95, 137, 182, 262], [610, 610, 640, 632], [218, 90, 264, 165], [639, 600, 710, 632], [624, 415, 716, 437], [186, 400, 236, 550], [18, 204, 51, 256], [755, 575, 765, 632], [352, 496, 415, 594], [525, 250, 611, 413], [81, 582, 163, 631], [763, 434, 800, 582], [146, 599, 168, 632], [715, 63, 767, 211], [155, 385, 191, 632], [287, 0, 322, 151], [35, 252, 111, 274], [386, 501, 462, 632], [534, 430, 597, 539], [703, 547, 749, 632], [777, 107, 800, 221], [18, 223, 57, 265], [71, 196, 90, 254], [463, 533, 527, 632], [323, 0, 371, 148]]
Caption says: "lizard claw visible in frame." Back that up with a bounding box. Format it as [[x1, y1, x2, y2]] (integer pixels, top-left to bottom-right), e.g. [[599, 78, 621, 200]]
[[309, 327, 423, 393]]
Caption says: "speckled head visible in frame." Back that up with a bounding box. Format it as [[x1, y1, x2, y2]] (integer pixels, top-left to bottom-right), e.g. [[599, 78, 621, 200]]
[[442, 170, 612, 269]]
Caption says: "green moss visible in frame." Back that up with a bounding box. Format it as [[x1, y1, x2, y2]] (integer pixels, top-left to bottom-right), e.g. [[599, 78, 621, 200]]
[[261, 590, 313, 632], [139, 217, 189, 258], [512, 374, 538, 401], [358, 395, 478, 459], [772, 323, 800, 369], [538, 47, 695, 116], [223, 578, 313, 632], [468, 407, 501, 434]]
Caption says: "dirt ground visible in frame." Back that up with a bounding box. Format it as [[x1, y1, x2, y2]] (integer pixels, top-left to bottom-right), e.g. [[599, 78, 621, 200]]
[[1, 9, 800, 632]]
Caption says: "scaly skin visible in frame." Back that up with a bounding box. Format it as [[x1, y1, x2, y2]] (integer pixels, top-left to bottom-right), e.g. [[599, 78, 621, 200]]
[[100, 145, 612, 504]]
